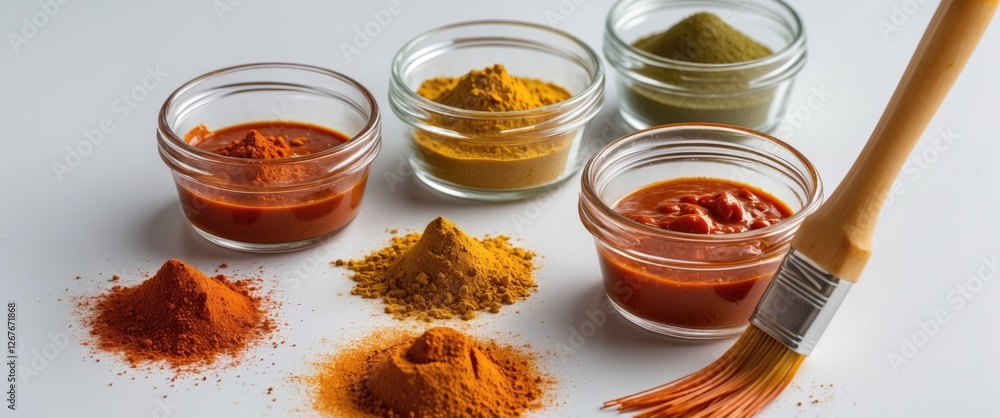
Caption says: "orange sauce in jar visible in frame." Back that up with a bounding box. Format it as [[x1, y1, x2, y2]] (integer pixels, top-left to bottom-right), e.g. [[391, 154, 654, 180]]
[[602, 177, 792, 329], [178, 121, 367, 244]]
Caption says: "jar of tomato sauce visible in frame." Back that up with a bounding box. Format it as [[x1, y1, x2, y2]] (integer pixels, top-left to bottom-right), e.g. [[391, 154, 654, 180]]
[[579, 124, 821, 339], [157, 63, 381, 252]]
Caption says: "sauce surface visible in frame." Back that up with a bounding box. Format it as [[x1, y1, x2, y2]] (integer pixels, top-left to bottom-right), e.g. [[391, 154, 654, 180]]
[[615, 178, 792, 234], [178, 121, 367, 244], [601, 178, 793, 329]]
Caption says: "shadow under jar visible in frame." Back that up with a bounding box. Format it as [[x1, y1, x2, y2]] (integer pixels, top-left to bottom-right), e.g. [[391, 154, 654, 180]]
[[158, 63, 381, 253], [390, 20, 605, 201], [579, 124, 822, 339], [604, 0, 806, 132]]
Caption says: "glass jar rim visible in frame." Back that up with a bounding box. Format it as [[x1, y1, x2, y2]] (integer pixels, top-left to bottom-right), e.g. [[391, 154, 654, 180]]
[[390, 20, 605, 119], [581, 122, 823, 243], [604, 0, 806, 73], [158, 62, 381, 165]]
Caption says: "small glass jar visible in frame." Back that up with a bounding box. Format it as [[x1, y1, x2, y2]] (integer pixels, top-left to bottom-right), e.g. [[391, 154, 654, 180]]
[[390, 20, 605, 201], [158, 63, 381, 253], [579, 124, 822, 339], [604, 0, 806, 132]]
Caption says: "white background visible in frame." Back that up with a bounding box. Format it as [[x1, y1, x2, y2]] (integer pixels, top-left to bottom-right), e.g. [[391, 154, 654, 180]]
[[2, 0, 999, 417]]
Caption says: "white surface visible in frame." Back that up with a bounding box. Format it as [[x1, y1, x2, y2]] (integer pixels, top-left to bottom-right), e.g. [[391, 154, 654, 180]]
[[2, 1, 999, 417]]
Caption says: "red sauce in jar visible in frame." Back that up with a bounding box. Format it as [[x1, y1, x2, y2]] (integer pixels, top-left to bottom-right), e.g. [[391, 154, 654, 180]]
[[601, 178, 793, 330], [177, 121, 368, 244]]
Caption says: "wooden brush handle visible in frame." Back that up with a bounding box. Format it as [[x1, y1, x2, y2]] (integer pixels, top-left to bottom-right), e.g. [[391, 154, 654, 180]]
[[791, 0, 998, 282]]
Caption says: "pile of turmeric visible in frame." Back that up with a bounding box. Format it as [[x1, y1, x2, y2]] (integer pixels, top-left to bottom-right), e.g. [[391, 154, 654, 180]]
[[412, 64, 576, 189], [307, 327, 548, 417], [335, 217, 536, 321], [418, 64, 569, 116]]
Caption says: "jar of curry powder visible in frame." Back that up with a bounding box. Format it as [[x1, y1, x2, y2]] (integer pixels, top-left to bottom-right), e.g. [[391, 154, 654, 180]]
[[390, 21, 605, 201]]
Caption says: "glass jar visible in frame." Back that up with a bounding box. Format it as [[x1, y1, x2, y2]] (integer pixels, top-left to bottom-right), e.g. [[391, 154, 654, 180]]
[[579, 124, 822, 339], [604, 0, 806, 132], [390, 20, 605, 201], [158, 63, 381, 253]]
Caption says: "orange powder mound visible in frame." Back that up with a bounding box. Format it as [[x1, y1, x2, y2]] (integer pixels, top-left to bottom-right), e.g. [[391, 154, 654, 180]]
[[306, 327, 550, 418], [86, 259, 273, 369], [192, 126, 306, 186], [217, 129, 292, 159]]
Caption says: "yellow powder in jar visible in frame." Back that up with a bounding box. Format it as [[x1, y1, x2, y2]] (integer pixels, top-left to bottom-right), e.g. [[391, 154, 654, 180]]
[[412, 64, 576, 190]]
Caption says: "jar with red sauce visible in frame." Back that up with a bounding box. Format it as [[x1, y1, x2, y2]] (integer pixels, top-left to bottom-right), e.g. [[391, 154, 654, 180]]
[[158, 63, 381, 252], [579, 124, 821, 338]]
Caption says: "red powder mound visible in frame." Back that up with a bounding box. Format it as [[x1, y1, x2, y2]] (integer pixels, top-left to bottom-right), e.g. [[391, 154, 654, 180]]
[[218, 129, 292, 159], [88, 259, 272, 369]]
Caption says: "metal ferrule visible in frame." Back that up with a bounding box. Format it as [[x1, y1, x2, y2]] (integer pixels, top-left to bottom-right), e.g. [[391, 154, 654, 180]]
[[751, 250, 853, 356]]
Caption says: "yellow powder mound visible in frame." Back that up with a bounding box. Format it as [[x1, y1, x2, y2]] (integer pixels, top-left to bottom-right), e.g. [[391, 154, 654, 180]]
[[337, 217, 536, 320], [418, 64, 570, 112]]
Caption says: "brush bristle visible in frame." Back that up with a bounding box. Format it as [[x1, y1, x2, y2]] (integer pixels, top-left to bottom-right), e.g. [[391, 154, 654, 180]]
[[604, 325, 805, 418]]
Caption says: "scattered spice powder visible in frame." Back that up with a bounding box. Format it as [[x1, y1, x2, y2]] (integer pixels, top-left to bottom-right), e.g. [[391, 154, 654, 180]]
[[412, 64, 576, 189], [306, 327, 550, 417], [85, 259, 273, 370], [336, 217, 536, 321]]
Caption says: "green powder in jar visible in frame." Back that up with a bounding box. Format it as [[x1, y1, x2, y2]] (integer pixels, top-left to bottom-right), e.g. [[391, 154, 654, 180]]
[[623, 12, 779, 130], [633, 12, 772, 64]]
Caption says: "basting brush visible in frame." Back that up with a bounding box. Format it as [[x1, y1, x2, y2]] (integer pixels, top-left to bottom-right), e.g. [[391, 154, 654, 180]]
[[604, 0, 998, 416]]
